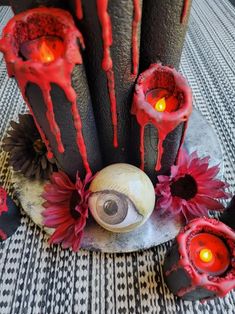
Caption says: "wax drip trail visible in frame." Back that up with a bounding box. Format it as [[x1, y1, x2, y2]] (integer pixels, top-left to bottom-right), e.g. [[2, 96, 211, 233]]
[[132, 0, 141, 75], [0, 229, 7, 241], [173, 218, 235, 298], [131, 64, 192, 173], [181, 0, 189, 24], [176, 121, 188, 164], [75, 0, 83, 20], [96, 0, 118, 148], [0, 8, 91, 175], [138, 116, 186, 172], [0, 187, 8, 214]]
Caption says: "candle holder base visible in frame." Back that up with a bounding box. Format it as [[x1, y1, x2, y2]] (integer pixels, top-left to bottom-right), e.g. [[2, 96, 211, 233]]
[[13, 109, 223, 253]]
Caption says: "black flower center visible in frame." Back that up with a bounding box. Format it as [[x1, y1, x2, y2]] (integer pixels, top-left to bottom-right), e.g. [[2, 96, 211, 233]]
[[33, 138, 46, 155], [170, 174, 197, 200], [69, 190, 81, 219]]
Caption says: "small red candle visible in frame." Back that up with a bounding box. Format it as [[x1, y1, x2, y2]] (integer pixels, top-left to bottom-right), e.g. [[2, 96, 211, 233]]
[[189, 233, 230, 276], [146, 88, 179, 113], [164, 218, 235, 301], [20, 35, 64, 63]]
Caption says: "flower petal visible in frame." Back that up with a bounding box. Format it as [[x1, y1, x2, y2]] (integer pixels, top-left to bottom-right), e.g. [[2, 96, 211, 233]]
[[51, 172, 75, 190], [49, 221, 73, 244]]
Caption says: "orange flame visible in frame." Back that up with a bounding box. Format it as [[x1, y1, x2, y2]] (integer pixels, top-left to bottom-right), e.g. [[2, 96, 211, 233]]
[[199, 248, 213, 263], [155, 97, 166, 112], [39, 40, 55, 63]]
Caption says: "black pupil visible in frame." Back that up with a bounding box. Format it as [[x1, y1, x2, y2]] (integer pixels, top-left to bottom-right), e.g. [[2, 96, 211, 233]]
[[103, 200, 118, 216]]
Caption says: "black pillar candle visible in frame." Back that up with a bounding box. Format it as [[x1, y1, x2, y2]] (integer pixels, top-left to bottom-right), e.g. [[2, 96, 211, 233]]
[[140, 0, 192, 71], [69, 0, 142, 165], [9, 0, 69, 14], [131, 64, 192, 184], [164, 218, 235, 301], [220, 196, 235, 230], [0, 8, 103, 181]]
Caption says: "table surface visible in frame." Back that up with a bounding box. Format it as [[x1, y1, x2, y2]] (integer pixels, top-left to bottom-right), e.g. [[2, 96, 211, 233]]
[[0, 1, 235, 313]]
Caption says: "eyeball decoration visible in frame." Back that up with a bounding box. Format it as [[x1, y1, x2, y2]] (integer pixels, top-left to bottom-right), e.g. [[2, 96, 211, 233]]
[[89, 163, 156, 233]]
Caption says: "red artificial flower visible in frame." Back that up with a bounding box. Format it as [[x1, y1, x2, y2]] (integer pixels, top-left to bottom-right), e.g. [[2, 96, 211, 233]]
[[155, 150, 230, 221], [42, 171, 92, 252]]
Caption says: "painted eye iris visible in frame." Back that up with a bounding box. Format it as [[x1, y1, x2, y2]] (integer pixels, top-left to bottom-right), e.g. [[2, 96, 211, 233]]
[[89, 190, 143, 231], [96, 192, 128, 225]]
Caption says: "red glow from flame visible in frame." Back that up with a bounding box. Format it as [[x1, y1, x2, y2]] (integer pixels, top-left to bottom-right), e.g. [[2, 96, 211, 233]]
[[20, 36, 64, 63], [146, 88, 179, 113], [39, 40, 55, 63], [189, 233, 230, 276]]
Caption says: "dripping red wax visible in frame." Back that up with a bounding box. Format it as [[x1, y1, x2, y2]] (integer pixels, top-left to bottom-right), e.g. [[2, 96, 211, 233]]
[[132, 0, 141, 75], [165, 218, 235, 298], [75, 0, 83, 20], [0, 187, 8, 214], [96, 0, 118, 148], [0, 8, 91, 175], [132, 63, 192, 172], [181, 0, 190, 24]]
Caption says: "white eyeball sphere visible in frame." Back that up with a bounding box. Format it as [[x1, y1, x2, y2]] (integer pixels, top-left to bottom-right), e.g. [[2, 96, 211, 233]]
[[88, 163, 155, 233]]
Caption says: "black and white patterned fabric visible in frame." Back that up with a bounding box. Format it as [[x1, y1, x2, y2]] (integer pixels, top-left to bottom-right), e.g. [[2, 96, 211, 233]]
[[0, 0, 235, 313]]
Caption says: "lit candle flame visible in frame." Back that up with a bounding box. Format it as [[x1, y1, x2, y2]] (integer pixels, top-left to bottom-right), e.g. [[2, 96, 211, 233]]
[[199, 248, 213, 263], [39, 40, 55, 63], [155, 97, 166, 112]]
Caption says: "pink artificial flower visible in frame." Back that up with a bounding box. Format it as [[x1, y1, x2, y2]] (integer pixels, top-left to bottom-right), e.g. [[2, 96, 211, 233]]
[[42, 171, 92, 252], [155, 150, 230, 221]]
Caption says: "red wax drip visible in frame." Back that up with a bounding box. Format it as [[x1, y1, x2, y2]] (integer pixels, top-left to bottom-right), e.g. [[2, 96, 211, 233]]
[[64, 85, 91, 175], [131, 64, 192, 172], [96, 0, 118, 148], [181, 0, 190, 24], [176, 120, 188, 164], [175, 218, 235, 298], [0, 8, 91, 175], [75, 0, 83, 20], [43, 89, 64, 153], [0, 229, 7, 241], [0, 187, 8, 215], [132, 0, 141, 75], [139, 125, 145, 170]]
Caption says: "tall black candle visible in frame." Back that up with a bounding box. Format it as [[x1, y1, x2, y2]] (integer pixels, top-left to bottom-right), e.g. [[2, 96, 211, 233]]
[[9, 0, 69, 14], [131, 64, 192, 184], [140, 0, 192, 71], [0, 8, 103, 181], [70, 0, 142, 165]]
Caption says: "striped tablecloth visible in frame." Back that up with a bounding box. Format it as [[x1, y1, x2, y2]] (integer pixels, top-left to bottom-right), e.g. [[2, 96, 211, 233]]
[[0, 0, 235, 313]]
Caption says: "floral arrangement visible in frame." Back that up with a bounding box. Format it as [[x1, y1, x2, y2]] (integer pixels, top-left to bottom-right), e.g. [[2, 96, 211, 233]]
[[3, 114, 56, 180], [1, 115, 231, 251], [42, 171, 92, 252], [155, 150, 230, 221]]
